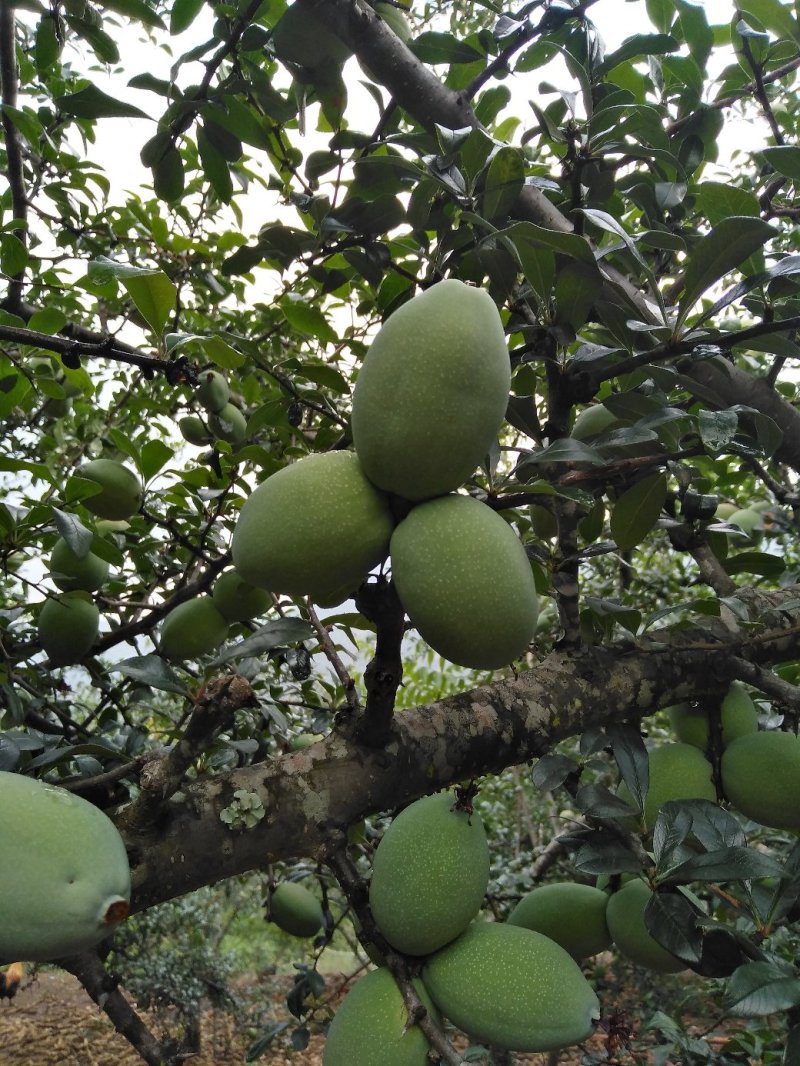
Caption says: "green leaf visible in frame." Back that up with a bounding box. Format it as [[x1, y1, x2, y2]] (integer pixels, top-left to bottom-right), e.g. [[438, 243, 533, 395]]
[[643, 892, 702, 964], [171, 0, 205, 34], [723, 551, 786, 579], [611, 472, 667, 551], [111, 654, 190, 696], [482, 147, 525, 222], [600, 33, 679, 72], [35, 15, 61, 70], [52, 507, 94, 558], [55, 85, 148, 120], [140, 439, 174, 481], [738, 0, 800, 43], [281, 300, 338, 344], [102, 0, 166, 29], [664, 846, 786, 884], [678, 216, 775, 323], [201, 334, 246, 370], [214, 619, 315, 664], [0, 234, 28, 275], [698, 408, 738, 453], [197, 124, 233, 203], [411, 31, 483, 64], [122, 270, 177, 336], [726, 961, 800, 1017], [608, 722, 649, 811], [762, 145, 800, 180], [520, 439, 606, 469], [495, 221, 598, 267], [153, 145, 185, 203]]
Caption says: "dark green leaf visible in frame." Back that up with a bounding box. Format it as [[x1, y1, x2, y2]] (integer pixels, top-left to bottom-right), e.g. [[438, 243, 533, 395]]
[[153, 145, 185, 203], [726, 961, 800, 1017], [102, 0, 166, 29], [664, 846, 787, 884], [110, 655, 190, 696], [643, 891, 702, 963], [607, 723, 649, 810], [171, 0, 205, 34], [482, 147, 525, 222], [532, 753, 577, 791], [698, 408, 738, 453], [140, 440, 174, 481], [122, 270, 177, 336], [600, 33, 679, 72], [610, 472, 667, 551], [723, 552, 786, 579], [55, 85, 148, 120], [214, 619, 315, 664], [762, 146, 800, 180], [52, 507, 94, 559], [411, 31, 483, 64], [678, 217, 775, 323]]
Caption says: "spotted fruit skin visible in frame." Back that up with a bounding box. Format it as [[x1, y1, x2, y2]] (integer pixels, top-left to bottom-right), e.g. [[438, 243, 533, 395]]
[[722, 730, 800, 830], [351, 279, 511, 501], [76, 458, 143, 520], [422, 922, 601, 1052], [270, 882, 324, 938], [0, 772, 130, 964], [507, 881, 611, 960], [605, 879, 685, 973], [38, 591, 100, 665], [368, 791, 490, 957], [232, 451, 394, 604], [390, 495, 537, 669], [159, 597, 229, 660]]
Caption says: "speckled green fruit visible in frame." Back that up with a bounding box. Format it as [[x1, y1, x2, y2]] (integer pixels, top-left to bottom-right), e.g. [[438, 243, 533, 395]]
[[270, 882, 324, 938], [669, 682, 758, 751], [212, 570, 270, 622], [38, 592, 100, 665], [351, 280, 511, 501], [179, 414, 213, 446], [369, 791, 490, 957], [196, 369, 230, 413], [571, 403, 618, 440], [289, 732, 324, 751], [210, 402, 247, 444], [605, 880, 685, 973], [390, 495, 537, 670], [618, 742, 716, 830], [722, 731, 800, 830], [323, 968, 437, 1066], [0, 771, 130, 964], [50, 538, 109, 593], [232, 451, 394, 604], [422, 922, 600, 1052], [507, 882, 611, 960], [159, 597, 229, 660], [77, 459, 143, 520]]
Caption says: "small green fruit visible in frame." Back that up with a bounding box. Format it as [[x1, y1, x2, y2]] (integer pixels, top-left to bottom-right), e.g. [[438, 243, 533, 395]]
[[212, 570, 271, 622], [38, 592, 100, 665], [323, 968, 436, 1066], [618, 742, 716, 830], [721, 731, 800, 830], [669, 682, 758, 751], [369, 792, 490, 957], [390, 495, 537, 669], [209, 402, 247, 445], [289, 733, 324, 751], [49, 538, 109, 593], [0, 771, 130, 963], [507, 882, 611, 960], [179, 414, 213, 446], [159, 597, 229, 660], [605, 880, 685, 973], [422, 922, 600, 1052], [195, 369, 230, 413], [232, 451, 394, 604], [76, 459, 143, 520], [571, 403, 618, 440], [351, 279, 511, 501], [270, 881, 324, 938], [728, 507, 762, 538], [715, 501, 737, 520]]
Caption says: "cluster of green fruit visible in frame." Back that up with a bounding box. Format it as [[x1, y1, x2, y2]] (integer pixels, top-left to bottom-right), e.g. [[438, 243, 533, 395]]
[[323, 791, 600, 1063], [157, 569, 270, 661], [38, 458, 143, 666], [620, 681, 800, 835], [179, 369, 247, 448], [0, 771, 131, 964], [232, 280, 538, 670]]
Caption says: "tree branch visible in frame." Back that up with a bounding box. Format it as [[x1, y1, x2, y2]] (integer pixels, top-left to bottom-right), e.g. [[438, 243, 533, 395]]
[[0, 323, 186, 379], [0, 3, 27, 314]]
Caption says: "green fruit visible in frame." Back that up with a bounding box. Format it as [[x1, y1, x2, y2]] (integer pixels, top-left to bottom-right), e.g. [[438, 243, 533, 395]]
[[195, 369, 230, 413], [232, 451, 394, 604], [351, 279, 511, 501], [212, 570, 271, 622], [49, 538, 109, 593], [390, 495, 537, 670], [722, 731, 800, 830], [289, 733, 324, 751], [0, 771, 130, 963], [179, 414, 213, 446], [76, 458, 143, 520], [270, 881, 324, 938], [507, 882, 611, 960], [369, 791, 490, 957], [209, 402, 247, 445], [422, 922, 600, 1052], [669, 682, 758, 751], [618, 742, 716, 830], [323, 968, 437, 1066], [374, 1, 412, 40], [159, 597, 229, 660], [729, 507, 762, 537], [38, 592, 100, 665], [605, 880, 685, 973], [715, 501, 737, 520], [571, 403, 618, 440]]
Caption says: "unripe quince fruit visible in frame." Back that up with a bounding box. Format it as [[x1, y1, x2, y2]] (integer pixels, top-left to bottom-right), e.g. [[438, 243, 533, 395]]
[[212, 569, 271, 622], [721, 730, 800, 830], [422, 922, 600, 1052], [209, 402, 247, 445], [323, 968, 437, 1066], [390, 495, 537, 669], [270, 881, 324, 938], [49, 537, 109, 593], [179, 414, 213, 446], [351, 279, 511, 501], [571, 403, 618, 440], [195, 369, 230, 413], [507, 881, 612, 960], [669, 681, 758, 751], [605, 879, 685, 973], [76, 458, 143, 520], [618, 741, 716, 831], [38, 591, 100, 665], [159, 597, 229, 660], [369, 791, 490, 957], [232, 451, 394, 604], [0, 771, 130, 963]]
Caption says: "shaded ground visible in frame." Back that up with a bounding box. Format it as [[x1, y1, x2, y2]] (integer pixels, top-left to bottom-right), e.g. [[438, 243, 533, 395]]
[[0, 965, 741, 1065]]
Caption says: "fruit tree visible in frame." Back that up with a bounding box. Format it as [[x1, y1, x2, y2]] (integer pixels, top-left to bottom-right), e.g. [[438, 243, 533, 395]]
[[4, 0, 800, 1062]]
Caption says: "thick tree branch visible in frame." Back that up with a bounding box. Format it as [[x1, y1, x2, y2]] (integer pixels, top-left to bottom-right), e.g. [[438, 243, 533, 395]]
[[123, 583, 800, 914], [0, 3, 27, 313], [0, 323, 185, 379]]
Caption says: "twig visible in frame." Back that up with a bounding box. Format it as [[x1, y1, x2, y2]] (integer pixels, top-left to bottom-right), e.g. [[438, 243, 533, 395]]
[[0, 3, 27, 314], [306, 601, 361, 713], [0, 323, 185, 379], [728, 657, 800, 717]]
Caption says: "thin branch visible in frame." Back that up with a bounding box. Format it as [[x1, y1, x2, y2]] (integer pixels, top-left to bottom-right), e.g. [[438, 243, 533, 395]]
[[728, 657, 800, 717], [0, 323, 186, 379], [306, 601, 361, 713], [0, 3, 27, 313]]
